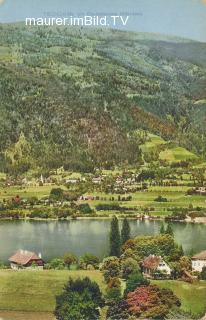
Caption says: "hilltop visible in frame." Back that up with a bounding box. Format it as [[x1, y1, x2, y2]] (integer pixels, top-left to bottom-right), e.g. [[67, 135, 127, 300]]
[[0, 23, 206, 173]]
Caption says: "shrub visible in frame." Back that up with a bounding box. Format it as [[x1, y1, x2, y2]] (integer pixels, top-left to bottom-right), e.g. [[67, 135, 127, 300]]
[[105, 277, 122, 301], [125, 271, 150, 295], [80, 253, 100, 269], [63, 253, 78, 267]]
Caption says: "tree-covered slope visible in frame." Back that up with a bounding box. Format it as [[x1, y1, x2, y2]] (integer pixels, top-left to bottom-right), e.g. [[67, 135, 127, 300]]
[[0, 23, 206, 173]]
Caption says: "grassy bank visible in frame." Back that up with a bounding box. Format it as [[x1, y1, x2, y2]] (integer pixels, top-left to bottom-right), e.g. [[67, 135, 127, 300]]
[[153, 280, 206, 316], [0, 270, 105, 313]]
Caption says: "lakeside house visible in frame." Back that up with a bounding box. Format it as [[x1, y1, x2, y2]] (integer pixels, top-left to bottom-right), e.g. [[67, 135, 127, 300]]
[[192, 251, 206, 272], [142, 255, 171, 278], [9, 249, 44, 270]]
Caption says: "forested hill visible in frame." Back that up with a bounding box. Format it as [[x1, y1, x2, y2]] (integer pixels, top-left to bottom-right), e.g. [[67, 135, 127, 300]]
[[0, 23, 206, 173]]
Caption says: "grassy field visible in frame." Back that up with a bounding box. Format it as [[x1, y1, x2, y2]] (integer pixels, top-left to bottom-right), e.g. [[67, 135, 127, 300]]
[[153, 280, 206, 316], [159, 147, 198, 163], [0, 270, 105, 312], [1, 183, 206, 217]]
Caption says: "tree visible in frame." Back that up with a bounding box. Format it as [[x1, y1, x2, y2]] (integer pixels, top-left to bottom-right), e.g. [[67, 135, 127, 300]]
[[109, 216, 121, 257], [126, 285, 180, 319], [165, 223, 174, 237], [105, 277, 122, 301], [125, 271, 150, 295], [55, 277, 104, 320], [101, 257, 121, 283], [63, 253, 78, 268], [160, 222, 165, 234], [50, 188, 64, 200], [121, 218, 131, 245], [121, 258, 139, 279]]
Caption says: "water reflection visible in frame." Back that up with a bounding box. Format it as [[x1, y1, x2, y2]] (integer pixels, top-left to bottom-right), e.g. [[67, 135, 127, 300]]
[[0, 220, 205, 262]]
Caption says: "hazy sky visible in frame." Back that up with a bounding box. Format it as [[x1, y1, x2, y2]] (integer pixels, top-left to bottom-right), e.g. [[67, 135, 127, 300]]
[[0, 0, 206, 42]]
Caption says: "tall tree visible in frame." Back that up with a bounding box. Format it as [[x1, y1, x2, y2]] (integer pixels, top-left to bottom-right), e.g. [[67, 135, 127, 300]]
[[109, 216, 121, 257], [160, 222, 165, 234], [121, 218, 131, 245], [165, 223, 174, 237]]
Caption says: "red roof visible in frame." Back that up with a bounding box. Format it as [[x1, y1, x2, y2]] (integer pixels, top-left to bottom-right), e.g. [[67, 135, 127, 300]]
[[143, 255, 161, 270], [9, 250, 42, 265]]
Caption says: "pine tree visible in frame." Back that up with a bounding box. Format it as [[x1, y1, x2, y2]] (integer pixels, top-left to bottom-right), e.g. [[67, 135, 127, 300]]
[[165, 223, 174, 237], [121, 218, 131, 245], [160, 222, 165, 234], [109, 216, 121, 257]]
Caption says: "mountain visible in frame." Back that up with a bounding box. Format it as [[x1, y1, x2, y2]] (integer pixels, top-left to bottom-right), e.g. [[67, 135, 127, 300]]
[[0, 23, 206, 173]]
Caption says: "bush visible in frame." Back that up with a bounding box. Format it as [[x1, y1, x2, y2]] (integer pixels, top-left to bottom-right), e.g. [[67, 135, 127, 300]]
[[121, 258, 139, 279], [80, 253, 100, 269], [63, 253, 78, 267], [47, 258, 66, 270], [105, 277, 122, 301], [201, 266, 206, 280], [125, 271, 150, 295], [78, 203, 93, 215], [154, 195, 168, 202]]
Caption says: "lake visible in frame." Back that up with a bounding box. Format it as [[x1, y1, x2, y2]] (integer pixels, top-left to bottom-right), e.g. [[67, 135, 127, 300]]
[[0, 219, 206, 262]]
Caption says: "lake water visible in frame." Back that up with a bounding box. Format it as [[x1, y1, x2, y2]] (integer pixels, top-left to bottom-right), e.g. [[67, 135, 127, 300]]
[[0, 219, 206, 262]]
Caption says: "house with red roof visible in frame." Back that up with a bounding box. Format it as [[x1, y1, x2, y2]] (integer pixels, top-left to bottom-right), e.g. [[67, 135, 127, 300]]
[[9, 249, 44, 270], [142, 255, 171, 278]]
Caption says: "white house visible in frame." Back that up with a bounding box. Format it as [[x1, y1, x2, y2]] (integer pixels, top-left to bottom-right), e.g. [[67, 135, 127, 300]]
[[142, 255, 171, 277], [192, 251, 206, 272]]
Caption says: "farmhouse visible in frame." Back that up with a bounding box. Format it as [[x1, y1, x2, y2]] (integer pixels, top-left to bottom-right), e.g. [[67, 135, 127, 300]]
[[192, 251, 206, 272], [142, 255, 171, 278], [9, 249, 44, 270]]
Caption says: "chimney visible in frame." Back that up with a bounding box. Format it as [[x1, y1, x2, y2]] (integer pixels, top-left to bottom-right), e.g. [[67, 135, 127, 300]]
[[38, 252, 42, 259]]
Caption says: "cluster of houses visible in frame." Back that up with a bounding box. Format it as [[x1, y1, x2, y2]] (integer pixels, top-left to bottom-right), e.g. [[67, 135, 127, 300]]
[[7, 249, 206, 279]]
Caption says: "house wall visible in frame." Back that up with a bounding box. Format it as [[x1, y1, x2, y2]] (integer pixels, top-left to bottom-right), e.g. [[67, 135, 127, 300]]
[[157, 262, 171, 275], [192, 259, 206, 272]]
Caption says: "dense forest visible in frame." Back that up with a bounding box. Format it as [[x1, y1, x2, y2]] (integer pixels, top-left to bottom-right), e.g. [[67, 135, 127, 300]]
[[0, 23, 206, 174]]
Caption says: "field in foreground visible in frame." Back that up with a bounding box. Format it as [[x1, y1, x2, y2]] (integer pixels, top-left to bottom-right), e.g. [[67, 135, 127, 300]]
[[153, 280, 206, 317], [0, 270, 105, 313], [0, 271, 206, 318]]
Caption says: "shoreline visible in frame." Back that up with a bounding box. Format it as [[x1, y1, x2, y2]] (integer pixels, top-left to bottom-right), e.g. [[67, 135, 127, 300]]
[[0, 215, 205, 224]]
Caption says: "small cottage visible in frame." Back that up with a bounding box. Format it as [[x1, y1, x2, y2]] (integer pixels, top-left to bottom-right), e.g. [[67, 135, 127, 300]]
[[192, 251, 206, 272], [9, 249, 44, 270], [142, 255, 171, 278]]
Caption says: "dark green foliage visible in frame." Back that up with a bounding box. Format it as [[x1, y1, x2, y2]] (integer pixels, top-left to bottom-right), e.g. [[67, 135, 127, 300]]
[[121, 218, 131, 245], [55, 277, 103, 320], [160, 222, 165, 234], [109, 216, 121, 257], [154, 195, 168, 202], [201, 266, 206, 280], [105, 277, 122, 302], [125, 271, 150, 295], [78, 203, 93, 215], [1, 24, 206, 174], [165, 223, 174, 237], [106, 299, 130, 320], [50, 188, 64, 200]]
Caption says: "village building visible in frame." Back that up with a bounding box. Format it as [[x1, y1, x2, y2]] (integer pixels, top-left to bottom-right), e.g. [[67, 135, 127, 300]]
[[192, 250, 206, 272], [142, 255, 171, 278], [9, 249, 44, 270]]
